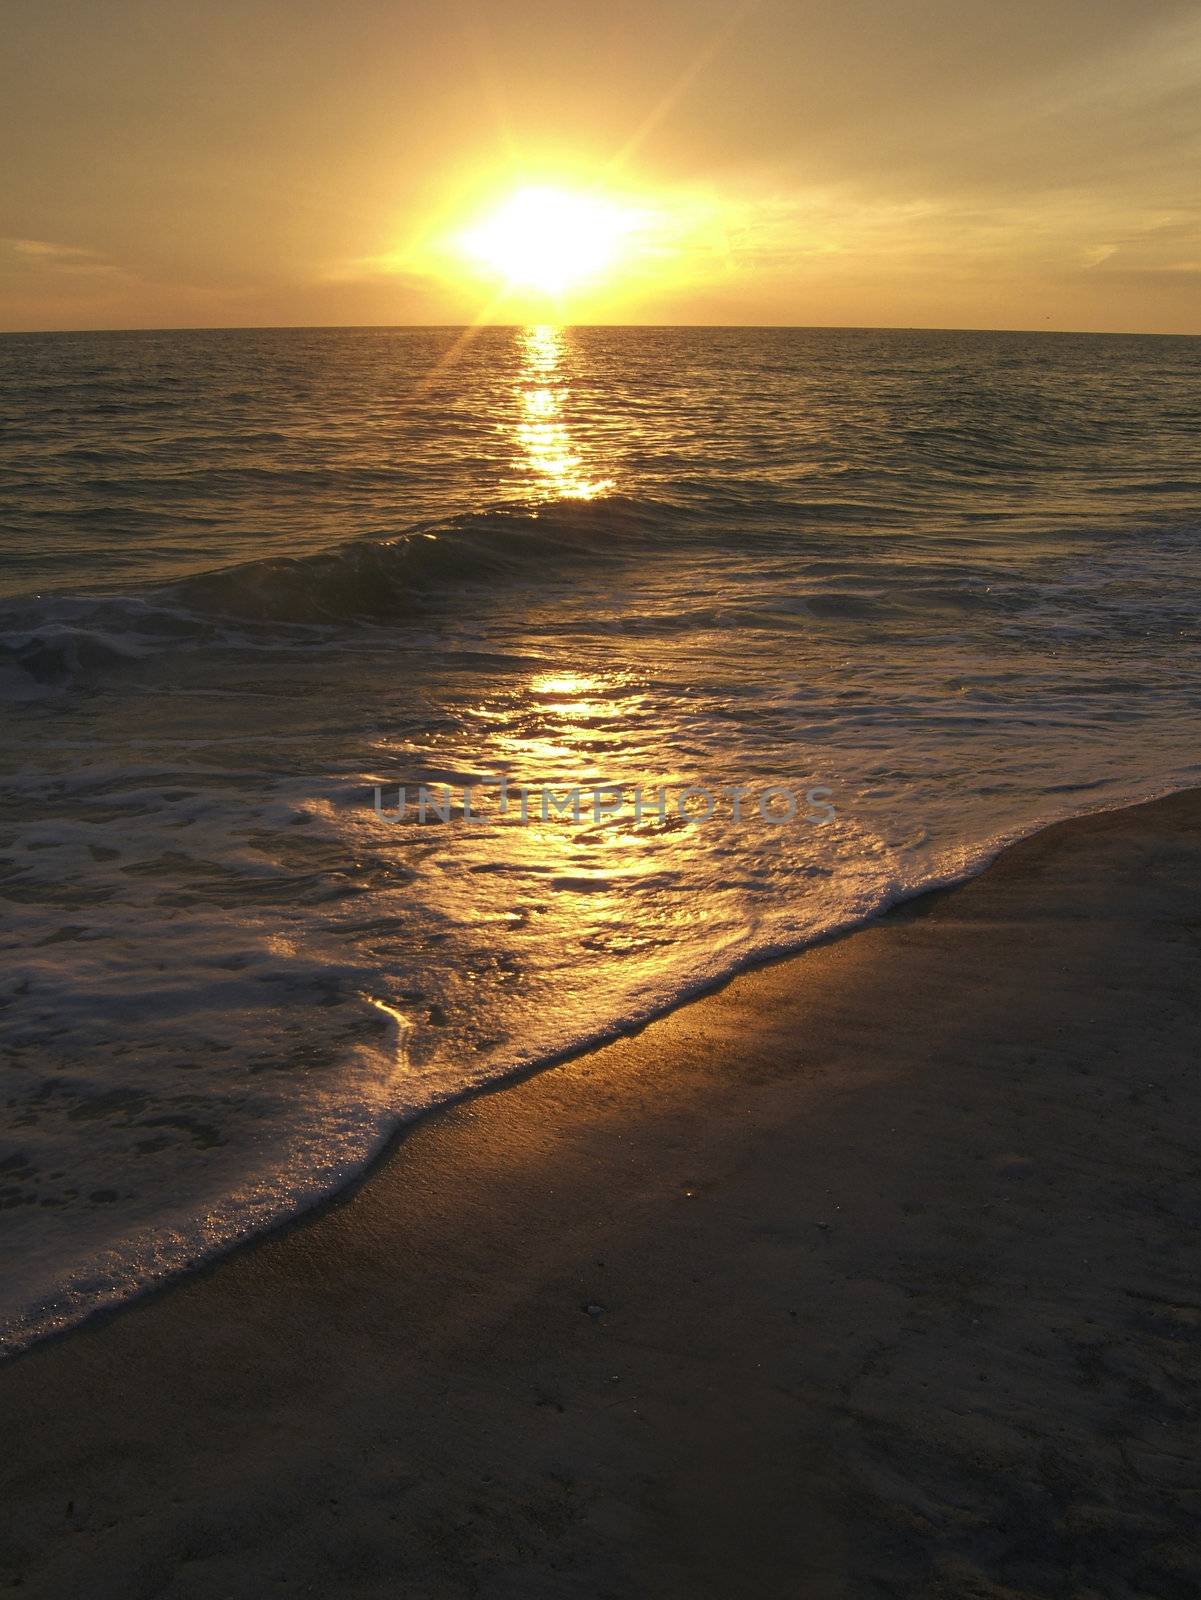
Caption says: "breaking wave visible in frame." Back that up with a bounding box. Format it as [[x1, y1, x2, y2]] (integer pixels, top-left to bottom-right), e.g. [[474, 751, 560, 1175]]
[[0, 496, 685, 688]]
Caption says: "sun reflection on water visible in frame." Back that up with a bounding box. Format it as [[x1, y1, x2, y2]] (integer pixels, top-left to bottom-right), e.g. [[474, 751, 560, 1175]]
[[513, 326, 613, 501]]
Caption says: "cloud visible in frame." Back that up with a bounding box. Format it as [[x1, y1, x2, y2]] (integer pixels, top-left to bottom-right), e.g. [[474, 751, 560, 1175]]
[[9, 238, 95, 258], [3, 238, 126, 277]]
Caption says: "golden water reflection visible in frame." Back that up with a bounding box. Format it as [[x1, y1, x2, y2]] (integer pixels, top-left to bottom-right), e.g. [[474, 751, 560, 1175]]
[[513, 325, 613, 501]]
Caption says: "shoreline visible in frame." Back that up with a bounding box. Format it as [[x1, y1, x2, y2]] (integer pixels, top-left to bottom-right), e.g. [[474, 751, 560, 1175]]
[[5, 779, 1190, 1363], [3, 787, 1201, 1596]]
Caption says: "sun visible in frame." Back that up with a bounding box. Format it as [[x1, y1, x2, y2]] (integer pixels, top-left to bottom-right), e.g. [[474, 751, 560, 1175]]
[[455, 185, 640, 296]]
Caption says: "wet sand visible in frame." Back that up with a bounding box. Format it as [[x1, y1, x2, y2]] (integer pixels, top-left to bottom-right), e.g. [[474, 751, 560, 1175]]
[[2, 789, 1201, 1599]]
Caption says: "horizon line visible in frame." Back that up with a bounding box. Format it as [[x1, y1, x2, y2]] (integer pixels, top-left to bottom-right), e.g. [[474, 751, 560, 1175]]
[[2, 320, 1200, 340]]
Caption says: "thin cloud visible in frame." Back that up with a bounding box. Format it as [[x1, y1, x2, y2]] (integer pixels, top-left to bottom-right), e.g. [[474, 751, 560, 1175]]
[[8, 238, 99, 260], [4, 239, 132, 280]]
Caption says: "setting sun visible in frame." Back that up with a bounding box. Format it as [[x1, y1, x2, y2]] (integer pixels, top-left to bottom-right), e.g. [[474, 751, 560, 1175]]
[[455, 185, 643, 295]]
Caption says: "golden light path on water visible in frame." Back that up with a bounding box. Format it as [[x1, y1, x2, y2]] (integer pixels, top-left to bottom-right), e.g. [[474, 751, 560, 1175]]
[[368, 320, 844, 1073], [513, 325, 613, 501], [495, 331, 655, 944], [461, 664, 667, 949]]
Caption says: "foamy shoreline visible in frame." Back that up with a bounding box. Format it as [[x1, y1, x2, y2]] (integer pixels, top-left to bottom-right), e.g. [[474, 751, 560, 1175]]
[[2, 775, 1194, 1360]]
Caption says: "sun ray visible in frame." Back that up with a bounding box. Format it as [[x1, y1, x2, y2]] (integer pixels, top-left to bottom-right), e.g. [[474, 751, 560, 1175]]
[[608, 0, 763, 174]]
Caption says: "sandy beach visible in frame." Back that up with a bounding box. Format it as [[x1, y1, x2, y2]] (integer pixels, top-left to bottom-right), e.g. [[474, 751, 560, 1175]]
[[3, 788, 1200, 1598]]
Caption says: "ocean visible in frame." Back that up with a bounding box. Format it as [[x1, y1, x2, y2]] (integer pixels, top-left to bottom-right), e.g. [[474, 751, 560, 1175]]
[[2, 323, 1199, 1351]]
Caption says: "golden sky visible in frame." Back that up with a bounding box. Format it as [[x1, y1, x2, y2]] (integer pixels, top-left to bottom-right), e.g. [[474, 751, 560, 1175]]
[[2, 0, 1199, 333]]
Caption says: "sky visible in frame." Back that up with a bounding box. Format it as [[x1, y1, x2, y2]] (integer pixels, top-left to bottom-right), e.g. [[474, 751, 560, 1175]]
[[2, 0, 1199, 333]]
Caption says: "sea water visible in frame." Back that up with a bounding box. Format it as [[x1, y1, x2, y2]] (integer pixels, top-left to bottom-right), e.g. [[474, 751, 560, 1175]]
[[2, 324, 1199, 1349]]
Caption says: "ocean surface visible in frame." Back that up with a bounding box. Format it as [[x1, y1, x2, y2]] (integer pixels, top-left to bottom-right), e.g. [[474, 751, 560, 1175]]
[[2, 324, 1199, 1351]]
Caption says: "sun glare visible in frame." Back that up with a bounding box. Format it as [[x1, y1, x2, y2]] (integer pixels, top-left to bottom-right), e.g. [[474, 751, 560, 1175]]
[[456, 185, 640, 295]]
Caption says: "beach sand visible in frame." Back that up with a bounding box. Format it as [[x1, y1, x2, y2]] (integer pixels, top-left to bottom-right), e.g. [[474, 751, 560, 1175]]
[[3, 790, 1201, 1598]]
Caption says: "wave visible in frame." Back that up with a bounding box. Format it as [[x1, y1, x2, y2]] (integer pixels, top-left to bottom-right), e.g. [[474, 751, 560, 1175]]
[[167, 495, 665, 624], [0, 496, 675, 688], [0, 597, 216, 690], [4, 490, 1196, 691]]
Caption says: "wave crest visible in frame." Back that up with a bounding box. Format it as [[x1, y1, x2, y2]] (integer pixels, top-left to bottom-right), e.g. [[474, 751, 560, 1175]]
[[0, 497, 670, 690], [168, 496, 660, 625]]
